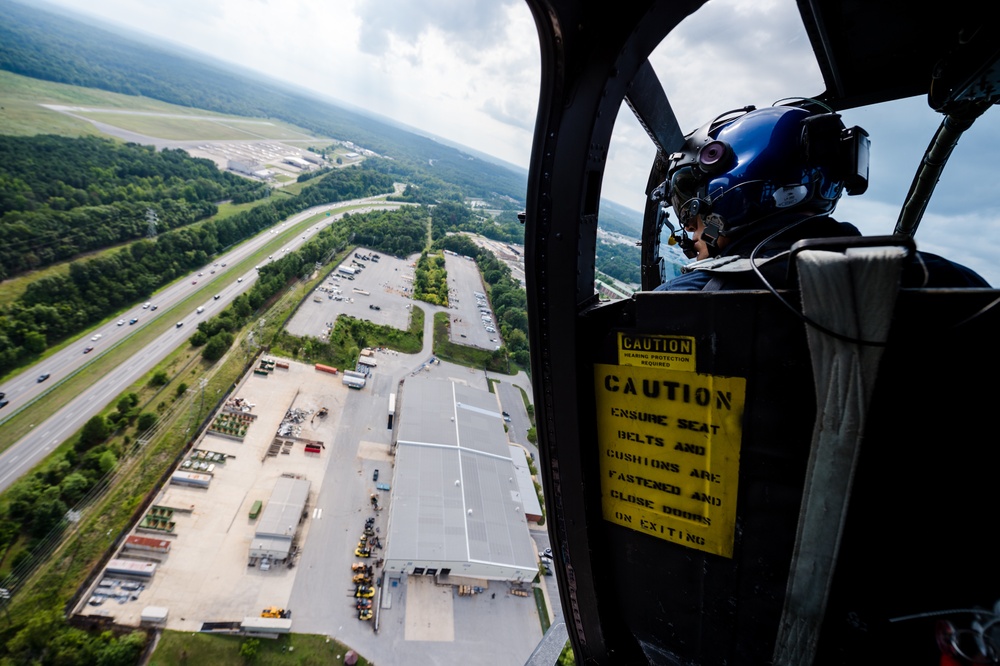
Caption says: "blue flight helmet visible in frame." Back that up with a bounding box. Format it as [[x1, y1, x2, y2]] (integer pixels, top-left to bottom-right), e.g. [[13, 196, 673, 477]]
[[659, 103, 870, 255]]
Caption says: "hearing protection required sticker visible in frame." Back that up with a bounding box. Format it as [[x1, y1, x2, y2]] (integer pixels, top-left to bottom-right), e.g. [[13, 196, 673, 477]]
[[594, 362, 745, 558], [617, 333, 696, 372]]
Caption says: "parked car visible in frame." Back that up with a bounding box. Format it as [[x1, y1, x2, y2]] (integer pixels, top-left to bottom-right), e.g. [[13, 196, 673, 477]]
[[373, 469, 379, 481]]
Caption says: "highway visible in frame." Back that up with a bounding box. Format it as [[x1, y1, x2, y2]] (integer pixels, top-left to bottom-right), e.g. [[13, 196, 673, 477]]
[[0, 195, 401, 493]]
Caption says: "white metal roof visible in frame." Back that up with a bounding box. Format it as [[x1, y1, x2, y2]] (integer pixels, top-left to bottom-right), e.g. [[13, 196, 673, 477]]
[[387, 377, 538, 576]]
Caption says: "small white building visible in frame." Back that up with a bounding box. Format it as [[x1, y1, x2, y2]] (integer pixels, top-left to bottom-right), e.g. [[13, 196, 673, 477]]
[[283, 156, 311, 169]]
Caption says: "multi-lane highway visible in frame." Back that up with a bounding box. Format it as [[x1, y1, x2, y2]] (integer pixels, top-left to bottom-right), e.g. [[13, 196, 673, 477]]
[[0, 195, 401, 493]]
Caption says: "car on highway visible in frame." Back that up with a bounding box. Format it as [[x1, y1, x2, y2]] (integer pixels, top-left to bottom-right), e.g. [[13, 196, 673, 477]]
[[143, 302, 150, 309], [37, 373, 50, 383], [191, 280, 197, 285], [91, 334, 102, 342], [237, 277, 244, 283], [129, 318, 138, 325], [0, 399, 8, 409], [176, 322, 183, 328], [150, 305, 158, 311], [83, 346, 94, 354], [117, 319, 125, 326], [503, 411, 511, 422], [214, 294, 220, 300]]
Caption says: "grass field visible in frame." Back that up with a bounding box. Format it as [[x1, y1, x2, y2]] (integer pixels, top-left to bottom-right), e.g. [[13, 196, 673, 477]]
[[149, 631, 372, 666], [0, 70, 323, 142]]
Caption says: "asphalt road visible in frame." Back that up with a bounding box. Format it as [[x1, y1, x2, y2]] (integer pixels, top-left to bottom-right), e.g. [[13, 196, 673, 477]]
[[0, 195, 403, 493]]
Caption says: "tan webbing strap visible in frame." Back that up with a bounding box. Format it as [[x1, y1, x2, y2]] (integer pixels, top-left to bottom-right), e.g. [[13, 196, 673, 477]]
[[772, 247, 906, 665]]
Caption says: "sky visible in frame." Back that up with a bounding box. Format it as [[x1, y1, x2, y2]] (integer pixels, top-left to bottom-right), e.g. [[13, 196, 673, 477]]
[[33, 0, 1000, 285]]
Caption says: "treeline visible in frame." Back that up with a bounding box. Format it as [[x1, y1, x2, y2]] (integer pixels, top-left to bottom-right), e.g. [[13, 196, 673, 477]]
[[0, 164, 396, 377], [342, 205, 430, 258], [0, 135, 269, 279]]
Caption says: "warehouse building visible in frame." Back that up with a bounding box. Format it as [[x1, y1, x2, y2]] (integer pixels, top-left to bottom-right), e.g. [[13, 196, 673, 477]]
[[382, 377, 539, 583], [249, 475, 310, 565]]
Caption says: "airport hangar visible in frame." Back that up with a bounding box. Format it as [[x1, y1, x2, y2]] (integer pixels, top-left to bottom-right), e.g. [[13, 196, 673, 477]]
[[383, 376, 540, 582]]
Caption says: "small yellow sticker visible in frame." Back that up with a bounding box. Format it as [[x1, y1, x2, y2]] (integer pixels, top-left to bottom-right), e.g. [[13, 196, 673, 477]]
[[594, 362, 745, 558], [617, 333, 696, 372]]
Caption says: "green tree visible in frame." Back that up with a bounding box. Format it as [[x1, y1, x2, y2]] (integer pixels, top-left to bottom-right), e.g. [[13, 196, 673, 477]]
[[137, 411, 158, 432], [28, 486, 67, 538], [239, 637, 260, 663], [202, 331, 234, 361], [5, 609, 66, 663], [98, 450, 118, 475], [60, 471, 93, 505], [77, 414, 109, 451], [95, 630, 147, 666]]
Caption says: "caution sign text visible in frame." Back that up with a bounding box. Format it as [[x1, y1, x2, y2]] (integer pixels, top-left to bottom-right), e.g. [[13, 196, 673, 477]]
[[595, 363, 745, 558], [618, 333, 696, 372]]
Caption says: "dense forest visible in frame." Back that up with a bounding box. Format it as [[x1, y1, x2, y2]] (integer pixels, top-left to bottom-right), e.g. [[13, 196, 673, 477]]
[[0, 135, 270, 278]]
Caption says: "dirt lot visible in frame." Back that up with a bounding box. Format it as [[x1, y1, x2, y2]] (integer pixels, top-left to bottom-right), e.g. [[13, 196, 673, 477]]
[[75, 359, 348, 630]]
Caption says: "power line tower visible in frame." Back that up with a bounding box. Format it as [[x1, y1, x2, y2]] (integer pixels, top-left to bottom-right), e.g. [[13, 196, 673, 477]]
[[146, 208, 159, 239]]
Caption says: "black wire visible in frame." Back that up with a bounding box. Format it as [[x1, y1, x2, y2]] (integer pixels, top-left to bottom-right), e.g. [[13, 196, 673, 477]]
[[747, 219, 1000, 345], [747, 216, 891, 347]]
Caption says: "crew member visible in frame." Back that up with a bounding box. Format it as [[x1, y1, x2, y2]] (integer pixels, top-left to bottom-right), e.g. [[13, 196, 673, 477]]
[[652, 103, 989, 291]]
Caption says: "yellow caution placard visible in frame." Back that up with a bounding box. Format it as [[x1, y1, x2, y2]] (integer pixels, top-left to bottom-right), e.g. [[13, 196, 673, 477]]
[[595, 363, 745, 558], [618, 333, 696, 372]]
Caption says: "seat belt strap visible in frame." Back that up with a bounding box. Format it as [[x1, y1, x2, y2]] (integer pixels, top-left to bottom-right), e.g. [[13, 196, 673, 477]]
[[772, 246, 906, 665]]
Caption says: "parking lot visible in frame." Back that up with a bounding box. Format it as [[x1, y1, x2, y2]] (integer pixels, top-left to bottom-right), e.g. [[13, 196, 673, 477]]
[[444, 252, 503, 350], [286, 248, 418, 340], [287, 246, 502, 354]]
